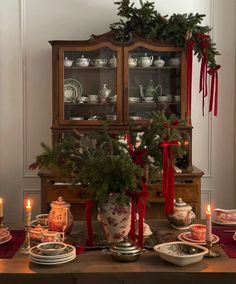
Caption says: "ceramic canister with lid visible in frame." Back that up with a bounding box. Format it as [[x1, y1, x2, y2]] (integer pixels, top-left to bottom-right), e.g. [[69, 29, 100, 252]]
[[48, 196, 73, 234]]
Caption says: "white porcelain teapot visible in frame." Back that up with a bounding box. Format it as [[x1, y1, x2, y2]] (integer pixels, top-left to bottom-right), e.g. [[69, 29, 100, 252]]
[[167, 198, 195, 229], [48, 196, 73, 234], [138, 53, 153, 67]]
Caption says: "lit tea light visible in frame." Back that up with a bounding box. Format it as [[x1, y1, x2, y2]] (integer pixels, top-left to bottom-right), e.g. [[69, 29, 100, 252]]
[[206, 204, 212, 242]]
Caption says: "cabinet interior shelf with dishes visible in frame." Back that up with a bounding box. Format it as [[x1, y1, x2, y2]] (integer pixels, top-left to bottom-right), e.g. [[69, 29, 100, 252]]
[[42, 35, 203, 220]]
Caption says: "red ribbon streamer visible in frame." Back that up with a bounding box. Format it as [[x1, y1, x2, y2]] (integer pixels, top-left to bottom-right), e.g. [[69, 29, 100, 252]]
[[208, 65, 221, 116], [85, 199, 94, 246], [195, 34, 210, 115], [128, 191, 148, 248], [186, 39, 195, 122], [160, 141, 179, 215]]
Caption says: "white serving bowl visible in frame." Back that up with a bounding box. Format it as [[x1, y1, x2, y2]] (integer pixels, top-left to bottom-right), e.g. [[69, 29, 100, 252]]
[[37, 242, 67, 256], [157, 95, 171, 102], [143, 96, 153, 102], [153, 241, 208, 266]]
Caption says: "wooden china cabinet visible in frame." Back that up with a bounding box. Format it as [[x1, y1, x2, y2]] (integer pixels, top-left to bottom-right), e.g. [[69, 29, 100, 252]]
[[39, 32, 203, 219]]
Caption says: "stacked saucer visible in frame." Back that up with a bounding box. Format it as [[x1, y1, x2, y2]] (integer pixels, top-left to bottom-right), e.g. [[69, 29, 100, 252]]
[[29, 243, 76, 265], [0, 228, 12, 245]]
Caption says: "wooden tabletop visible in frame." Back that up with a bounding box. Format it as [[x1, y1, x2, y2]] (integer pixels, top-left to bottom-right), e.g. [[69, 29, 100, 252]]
[[0, 221, 236, 284]]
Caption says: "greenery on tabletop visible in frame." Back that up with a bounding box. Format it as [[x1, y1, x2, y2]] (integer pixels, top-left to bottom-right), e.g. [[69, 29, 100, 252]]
[[110, 0, 220, 67]]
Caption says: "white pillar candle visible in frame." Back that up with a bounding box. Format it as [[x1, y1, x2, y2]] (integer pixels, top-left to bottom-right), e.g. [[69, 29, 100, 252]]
[[25, 200, 32, 227], [0, 198, 3, 217], [206, 204, 212, 242]]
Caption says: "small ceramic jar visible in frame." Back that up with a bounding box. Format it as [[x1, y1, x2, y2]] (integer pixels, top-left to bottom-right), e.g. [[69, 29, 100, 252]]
[[154, 56, 165, 67], [168, 56, 181, 67]]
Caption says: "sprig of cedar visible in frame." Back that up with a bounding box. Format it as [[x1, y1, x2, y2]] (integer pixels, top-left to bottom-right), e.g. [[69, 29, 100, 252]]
[[110, 0, 220, 67]]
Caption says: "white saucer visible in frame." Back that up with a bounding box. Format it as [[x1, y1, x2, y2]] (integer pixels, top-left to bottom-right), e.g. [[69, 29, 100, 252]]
[[178, 232, 219, 245], [0, 234, 12, 245], [233, 234, 236, 241], [170, 223, 190, 230], [212, 219, 236, 226]]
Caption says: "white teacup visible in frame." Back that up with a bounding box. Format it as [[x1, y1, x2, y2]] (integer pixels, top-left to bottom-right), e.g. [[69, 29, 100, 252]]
[[79, 96, 88, 103], [88, 94, 98, 103]]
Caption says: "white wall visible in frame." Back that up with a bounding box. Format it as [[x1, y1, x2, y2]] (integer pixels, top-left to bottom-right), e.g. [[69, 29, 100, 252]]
[[0, 0, 235, 226]]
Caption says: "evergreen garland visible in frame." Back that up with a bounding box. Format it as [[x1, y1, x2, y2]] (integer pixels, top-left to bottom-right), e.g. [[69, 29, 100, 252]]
[[110, 0, 220, 67]]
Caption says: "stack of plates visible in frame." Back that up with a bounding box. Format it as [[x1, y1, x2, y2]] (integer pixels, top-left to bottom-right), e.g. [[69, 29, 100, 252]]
[[29, 243, 76, 265], [0, 228, 12, 245]]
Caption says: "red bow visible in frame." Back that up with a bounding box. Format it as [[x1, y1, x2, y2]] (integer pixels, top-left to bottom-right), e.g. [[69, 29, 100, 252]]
[[128, 191, 148, 248], [160, 141, 179, 215], [208, 65, 221, 116]]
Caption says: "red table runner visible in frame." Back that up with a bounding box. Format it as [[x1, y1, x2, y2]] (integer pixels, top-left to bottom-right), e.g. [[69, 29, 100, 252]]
[[0, 230, 25, 259], [213, 227, 236, 258]]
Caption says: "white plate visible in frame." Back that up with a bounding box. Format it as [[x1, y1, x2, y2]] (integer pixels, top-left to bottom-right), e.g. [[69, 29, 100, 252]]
[[30, 254, 76, 265], [64, 78, 83, 103], [212, 219, 236, 226], [0, 234, 12, 245], [0, 230, 10, 240], [29, 244, 75, 259], [30, 252, 76, 263], [178, 232, 219, 245]]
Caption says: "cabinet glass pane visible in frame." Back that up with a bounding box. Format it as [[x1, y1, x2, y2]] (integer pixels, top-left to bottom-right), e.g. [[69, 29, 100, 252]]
[[63, 48, 117, 121], [128, 47, 181, 120]]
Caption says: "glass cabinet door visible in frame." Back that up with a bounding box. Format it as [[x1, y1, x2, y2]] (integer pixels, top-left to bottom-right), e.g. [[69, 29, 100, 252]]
[[124, 45, 185, 122], [60, 46, 122, 124]]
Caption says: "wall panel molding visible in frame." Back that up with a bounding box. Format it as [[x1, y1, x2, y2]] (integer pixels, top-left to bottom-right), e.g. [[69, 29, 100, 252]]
[[20, 0, 38, 178]]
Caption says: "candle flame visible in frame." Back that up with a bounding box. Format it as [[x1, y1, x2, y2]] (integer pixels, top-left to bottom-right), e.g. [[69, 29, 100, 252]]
[[0, 198, 2, 204], [207, 204, 211, 212], [27, 199, 31, 207]]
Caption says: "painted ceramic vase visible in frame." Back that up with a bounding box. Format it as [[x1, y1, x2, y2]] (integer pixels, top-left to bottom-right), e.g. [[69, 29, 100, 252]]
[[48, 196, 73, 234], [97, 193, 131, 243]]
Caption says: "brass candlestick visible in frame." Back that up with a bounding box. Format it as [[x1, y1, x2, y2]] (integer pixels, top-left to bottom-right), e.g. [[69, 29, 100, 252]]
[[205, 240, 220, 258], [20, 225, 31, 254]]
